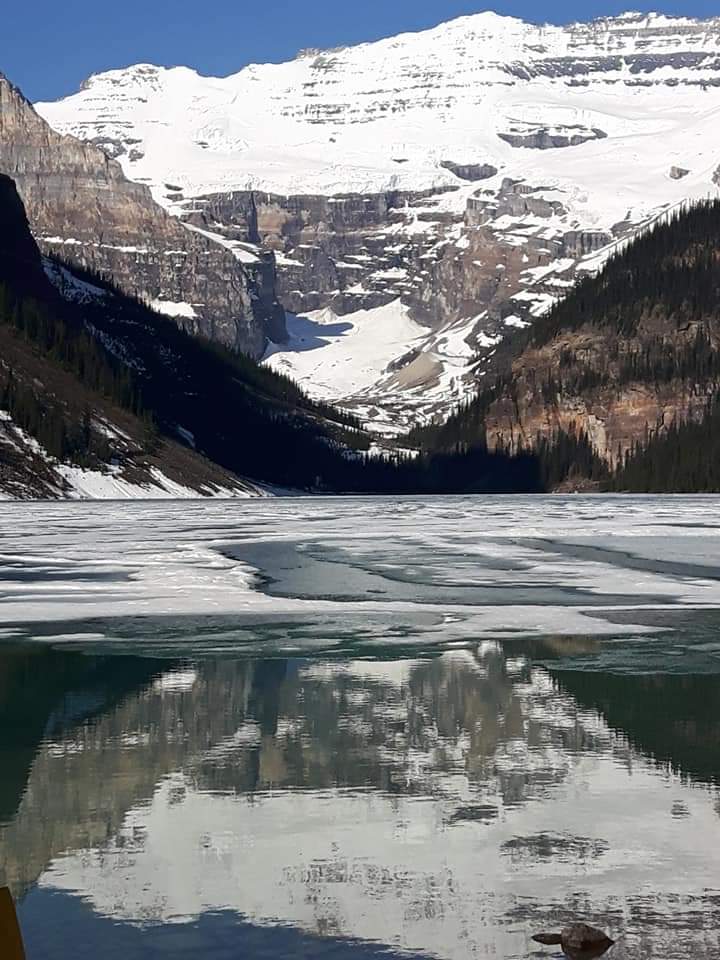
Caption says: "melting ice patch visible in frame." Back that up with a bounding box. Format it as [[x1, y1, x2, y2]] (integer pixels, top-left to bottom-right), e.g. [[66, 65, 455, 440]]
[[1, 496, 720, 661]]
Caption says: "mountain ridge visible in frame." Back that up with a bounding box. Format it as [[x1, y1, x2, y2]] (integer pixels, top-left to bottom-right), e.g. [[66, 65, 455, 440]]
[[36, 9, 720, 431]]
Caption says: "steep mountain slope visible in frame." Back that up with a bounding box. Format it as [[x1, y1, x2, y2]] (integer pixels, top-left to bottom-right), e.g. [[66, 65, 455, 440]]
[[0, 73, 285, 358], [37, 11, 720, 429], [412, 199, 720, 491], [0, 175, 265, 499]]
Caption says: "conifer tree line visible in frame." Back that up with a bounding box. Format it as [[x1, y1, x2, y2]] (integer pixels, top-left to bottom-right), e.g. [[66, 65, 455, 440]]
[[0, 280, 141, 408], [0, 279, 146, 463], [609, 400, 720, 492]]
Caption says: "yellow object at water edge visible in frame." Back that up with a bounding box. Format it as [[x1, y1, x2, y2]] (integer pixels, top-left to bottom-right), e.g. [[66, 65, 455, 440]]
[[0, 887, 26, 960]]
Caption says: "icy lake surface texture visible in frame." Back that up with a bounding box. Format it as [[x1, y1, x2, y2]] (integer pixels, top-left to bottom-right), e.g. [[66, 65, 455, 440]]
[[1, 496, 719, 959]]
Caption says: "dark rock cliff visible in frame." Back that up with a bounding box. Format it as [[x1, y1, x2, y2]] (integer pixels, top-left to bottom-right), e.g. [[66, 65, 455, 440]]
[[0, 172, 47, 291]]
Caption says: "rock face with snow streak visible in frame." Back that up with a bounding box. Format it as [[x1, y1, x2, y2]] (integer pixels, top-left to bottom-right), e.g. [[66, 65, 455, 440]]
[[36, 11, 720, 427], [0, 73, 285, 356], [183, 187, 460, 317]]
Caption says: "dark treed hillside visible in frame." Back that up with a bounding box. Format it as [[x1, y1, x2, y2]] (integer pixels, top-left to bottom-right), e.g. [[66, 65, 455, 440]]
[[0, 176, 267, 496], [610, 400, 720, 492], [529, 200, 720, 349], [410, 200, 720, 492], [0, 173, 364, 491]]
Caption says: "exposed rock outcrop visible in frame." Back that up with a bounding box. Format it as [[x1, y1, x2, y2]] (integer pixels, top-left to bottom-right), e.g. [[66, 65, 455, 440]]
[[669, 165, 691, 180], [182, 179, 611, 335], [440, 161, 498, 182], [485, 356, 716, 467], [467, 177, 568, 224], [181, 187, 461, 317], [0, 73, 284, 356], [498, 126, 607, 149]]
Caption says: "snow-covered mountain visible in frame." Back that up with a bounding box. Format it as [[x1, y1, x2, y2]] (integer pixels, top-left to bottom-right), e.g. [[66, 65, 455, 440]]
[[37, 10, 720, 431]]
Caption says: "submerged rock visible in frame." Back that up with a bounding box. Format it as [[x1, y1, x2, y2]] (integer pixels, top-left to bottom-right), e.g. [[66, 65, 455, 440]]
[[533, 923, 615, 958]]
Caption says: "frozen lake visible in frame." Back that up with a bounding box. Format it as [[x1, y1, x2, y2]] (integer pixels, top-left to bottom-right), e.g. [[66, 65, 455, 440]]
[[1, 496, 719, 958]]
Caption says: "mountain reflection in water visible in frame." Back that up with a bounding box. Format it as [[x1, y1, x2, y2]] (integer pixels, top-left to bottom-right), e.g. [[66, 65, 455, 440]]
[[1, 639, 719, 960]]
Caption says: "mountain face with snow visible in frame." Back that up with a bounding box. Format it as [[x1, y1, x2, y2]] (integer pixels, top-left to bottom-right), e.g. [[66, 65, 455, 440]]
[[0, 74, 285, 358], [37, 10, 720, 431], [411, 196, 720, 486]]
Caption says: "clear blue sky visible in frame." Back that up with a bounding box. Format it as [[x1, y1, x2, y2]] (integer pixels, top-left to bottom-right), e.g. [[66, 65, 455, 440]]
[[3, 0, 719, 102]]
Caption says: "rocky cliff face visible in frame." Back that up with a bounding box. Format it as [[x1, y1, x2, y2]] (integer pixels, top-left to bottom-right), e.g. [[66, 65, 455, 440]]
[[183, 186, 461, 316], [178, 178, 624, 432], [0, 73, 285, 356], [483, 337, 718, 467]]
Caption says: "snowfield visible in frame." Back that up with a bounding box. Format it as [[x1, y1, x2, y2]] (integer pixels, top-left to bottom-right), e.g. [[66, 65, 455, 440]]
[[0, 407, 266, 501], [37, 11, 720, 214], [263, 300, 427, 400]]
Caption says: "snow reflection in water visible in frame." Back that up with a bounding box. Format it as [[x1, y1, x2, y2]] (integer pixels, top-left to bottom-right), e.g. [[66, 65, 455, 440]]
[[0, 643, 717, 959]]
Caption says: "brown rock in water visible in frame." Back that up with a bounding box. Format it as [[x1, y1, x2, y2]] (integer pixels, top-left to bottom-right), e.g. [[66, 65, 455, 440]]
[[0, 886, 26, 959], [533, 923, 615, 958]]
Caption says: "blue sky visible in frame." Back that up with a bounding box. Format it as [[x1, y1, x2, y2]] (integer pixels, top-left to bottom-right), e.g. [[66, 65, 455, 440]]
[[3, 0, 718, 102]]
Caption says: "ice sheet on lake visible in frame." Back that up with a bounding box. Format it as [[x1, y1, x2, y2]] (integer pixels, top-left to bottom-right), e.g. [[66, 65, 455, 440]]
[[0, 496, 720, 657]]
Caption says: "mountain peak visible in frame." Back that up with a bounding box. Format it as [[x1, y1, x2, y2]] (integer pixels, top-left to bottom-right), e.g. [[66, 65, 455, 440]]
[[53, 8, 720, 106], [32, 10, 720, 429]]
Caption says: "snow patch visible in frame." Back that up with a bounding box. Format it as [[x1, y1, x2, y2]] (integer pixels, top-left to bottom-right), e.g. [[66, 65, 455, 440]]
[[263, 299, 427, 401], [43, 259, 106, 303], [151, 299, 199, 320]]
